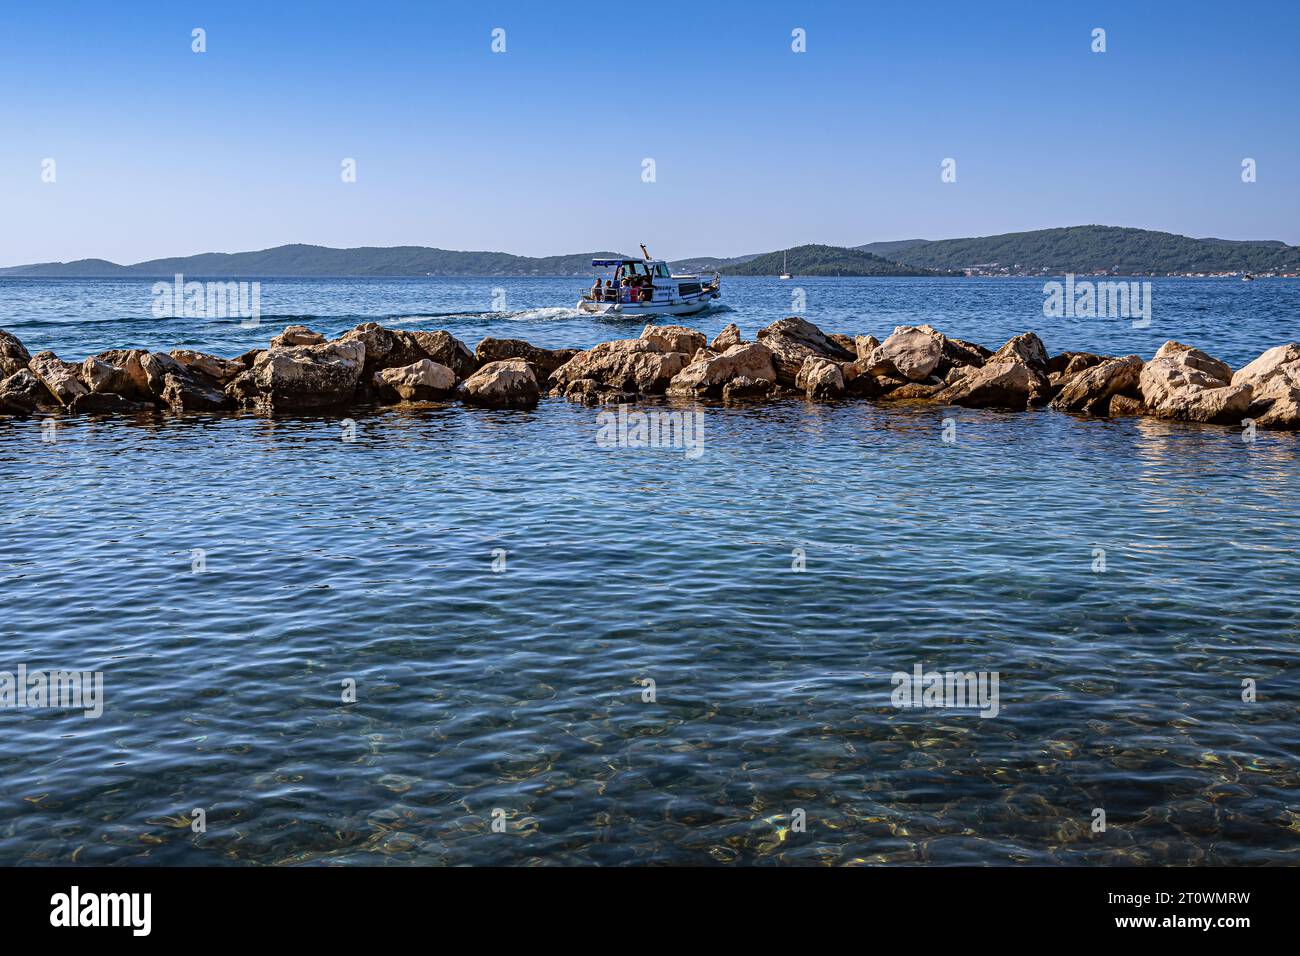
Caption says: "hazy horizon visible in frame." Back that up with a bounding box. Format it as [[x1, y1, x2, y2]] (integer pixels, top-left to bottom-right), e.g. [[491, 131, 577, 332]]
[[2, 0, 1297, 268]]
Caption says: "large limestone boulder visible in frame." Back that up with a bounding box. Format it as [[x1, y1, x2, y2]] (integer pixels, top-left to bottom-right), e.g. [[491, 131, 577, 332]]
[[81, 356, 142, 398], [89, 349, 152, 399], [171, 349, 245, 386], [941, 335, 992, 371], [139, 351, 187, 396], [640, 324, 706, 355], [0, 369, 52, 414], [934, 362, 1040, 409], [458, 358, 539, 408], [1049, 355, 1143, 414], [721, 376, 773, 402], [270, 324, 325, 348], [666, 342, 778, 396], [710, 323, 743, 352], [989, 331, 1050, 374], [795, 356, 845, 400], [756, 317, 854, 385], [474, 337, 578, 380], [854, 335, 880, 360], [29, 351, 88, 406], [227, 339, 367, 411], [408, 330, 477, 379], [859, 325, 946, 382], [0, 330, 31, 378], [1139, 341, 1250, 424], [335, 323, 476, 382], [550, 339, 689, 394], [1232, 343, 1300, 398], [161, 371, 230, 412], [373, 359, 457, 402], [1232, 343, 1300, 428]]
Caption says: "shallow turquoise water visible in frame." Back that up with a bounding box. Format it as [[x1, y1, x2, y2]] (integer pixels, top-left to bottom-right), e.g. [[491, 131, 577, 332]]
[[1, 277, 1297, 865]]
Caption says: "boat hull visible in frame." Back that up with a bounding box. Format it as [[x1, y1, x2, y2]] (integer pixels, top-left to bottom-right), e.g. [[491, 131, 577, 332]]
[[576, 293, 719, 318]]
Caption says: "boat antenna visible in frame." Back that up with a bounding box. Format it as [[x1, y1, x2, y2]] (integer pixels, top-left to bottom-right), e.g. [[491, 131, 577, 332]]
[[640, 243, 651, 260]]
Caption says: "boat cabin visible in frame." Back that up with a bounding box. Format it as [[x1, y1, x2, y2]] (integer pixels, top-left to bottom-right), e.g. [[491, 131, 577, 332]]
[[586, 257, 682, 305]]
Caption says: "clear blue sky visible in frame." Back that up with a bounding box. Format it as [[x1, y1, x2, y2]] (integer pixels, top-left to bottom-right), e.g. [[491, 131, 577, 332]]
[[1, 0, 1297, 266]]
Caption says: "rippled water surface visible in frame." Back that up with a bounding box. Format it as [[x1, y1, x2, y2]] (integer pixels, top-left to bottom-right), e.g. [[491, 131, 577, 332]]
[[1, 277, 1298, 865]]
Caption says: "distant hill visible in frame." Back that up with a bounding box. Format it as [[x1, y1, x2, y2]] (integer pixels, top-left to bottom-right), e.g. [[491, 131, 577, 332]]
[[718, 244, 949, 277], [859, 226, 1300, 274], [5, 226, 1298, 278], [0, 244, 628, 278]]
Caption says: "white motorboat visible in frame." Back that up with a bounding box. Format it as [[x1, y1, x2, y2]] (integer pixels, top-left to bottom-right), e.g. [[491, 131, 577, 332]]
[[577, 245, 721, 317]]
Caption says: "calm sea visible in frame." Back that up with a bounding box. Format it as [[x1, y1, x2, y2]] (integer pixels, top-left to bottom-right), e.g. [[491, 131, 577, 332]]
[[1, 276, 1297, 865]]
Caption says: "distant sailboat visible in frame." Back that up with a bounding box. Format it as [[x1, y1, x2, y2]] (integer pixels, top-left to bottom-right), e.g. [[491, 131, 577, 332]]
[[780, 251, 792, 280]]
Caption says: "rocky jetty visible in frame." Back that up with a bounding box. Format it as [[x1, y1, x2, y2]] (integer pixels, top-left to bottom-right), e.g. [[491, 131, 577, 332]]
[[1, 319, 1298, 430]]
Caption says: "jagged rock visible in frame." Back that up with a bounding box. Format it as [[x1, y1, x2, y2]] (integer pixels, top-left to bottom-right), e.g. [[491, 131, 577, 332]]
[[757, 317, 854, 385], [474, 338, 578, 380], [710, 323, 743, 352], [373, 359, 457, 402], [862, 325, 947, 382], [640, 324, 706, 355], [854, 335, 880, 360], [1257, 391, 1300, 429], [666, 342, 778, 396], [1152, 341, 1233, 383], [171, 349, 245, 386], [458, 359, 539, 408], [409, 330, 476, 379], [828, 333, 858, 356], [560, 380, 636, 405], [1232, 343, 1300, 425], [0, 369, 51, 413], [81, 356, 141, 398], [941, 336, 992, 371], [69, 392, 153, 414], [161, 371, 231, 411], [92, 349, 152, 397], [235, 348, 265, 369], [0, 330, 31, 378], [1139, 341, 1249, 424], [934, 362, 1039, 409], [270, 324, 325, 348], [990, 332, 1050, 375], [1048, 351, 1105, 384], [721, 376, 773, 402], [139, 351, 187, 396], [1108, 394, 1150, 417], [844, 365, 908, 398], [795, 356, 844, 399], [29, 351, 88, 406], [1232, 343, 1300, 395], [551, 339, 689, 395], [227, 340, 367, 411], [882, 381, 942, 401], [1049, 355, 1144, 414]]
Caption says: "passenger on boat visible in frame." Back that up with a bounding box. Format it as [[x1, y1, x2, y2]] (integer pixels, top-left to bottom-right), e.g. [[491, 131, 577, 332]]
[[590, 277, 603, 301]]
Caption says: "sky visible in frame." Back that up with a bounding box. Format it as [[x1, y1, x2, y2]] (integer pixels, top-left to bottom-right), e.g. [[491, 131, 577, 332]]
[[1, 0, 1298, 266]]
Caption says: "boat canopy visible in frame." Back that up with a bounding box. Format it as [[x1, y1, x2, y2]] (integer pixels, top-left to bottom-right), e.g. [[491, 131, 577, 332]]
[[592, 257, 652, 267]]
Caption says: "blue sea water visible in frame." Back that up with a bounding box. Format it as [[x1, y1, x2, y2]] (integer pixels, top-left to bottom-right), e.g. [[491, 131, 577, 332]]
[[0, 276, 1298, 865]]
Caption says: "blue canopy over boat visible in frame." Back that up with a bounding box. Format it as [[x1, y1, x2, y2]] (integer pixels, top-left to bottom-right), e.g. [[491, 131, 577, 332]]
[[592, 258, 634, 267]]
